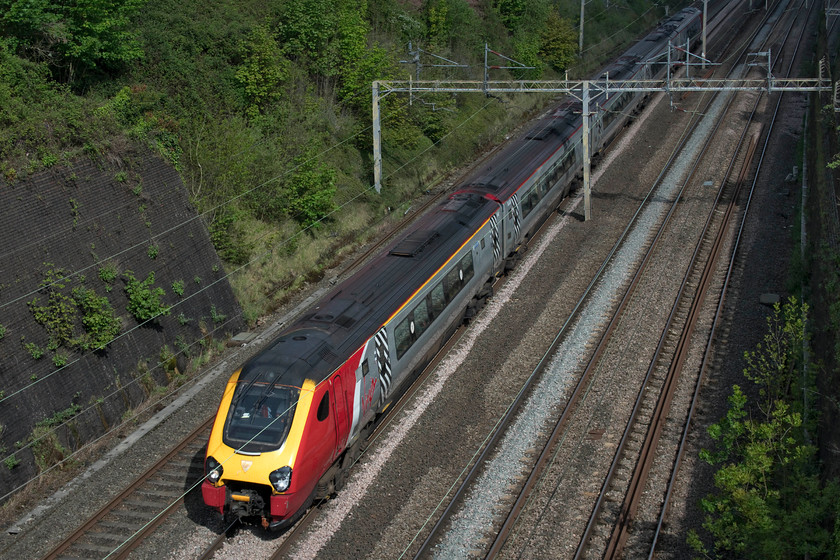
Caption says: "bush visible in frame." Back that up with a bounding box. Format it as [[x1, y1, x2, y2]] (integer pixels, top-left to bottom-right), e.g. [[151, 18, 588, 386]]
[[123, 271, 170, 322], [0, 0, 147, 83], [72, 286, 121, 351], [692, 298, 840, 558], [28, 266, 77, 348]]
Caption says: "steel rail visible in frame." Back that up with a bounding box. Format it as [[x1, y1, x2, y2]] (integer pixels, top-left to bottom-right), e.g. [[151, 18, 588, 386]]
[[40, 416, 213, 560], [592, 1, 810, 556], [604, 129, 760, 559], [482, 1, 784, 557], [599, 0, 811, 556], [413, 4, 754, 559], [647, 0, 817, 555], [574, 51, 761, 560]]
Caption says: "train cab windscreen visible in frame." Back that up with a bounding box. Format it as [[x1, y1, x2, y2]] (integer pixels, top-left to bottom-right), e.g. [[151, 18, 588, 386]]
[[223, 373, 300, 453]]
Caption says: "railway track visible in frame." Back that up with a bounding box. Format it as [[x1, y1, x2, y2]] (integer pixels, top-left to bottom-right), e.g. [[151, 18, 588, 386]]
[[409, 0, 815, 558], [40, 418, 212, 560], [195, 173, 574, 560], [33, 117, 502, 560], [30, 1, 817, 559]]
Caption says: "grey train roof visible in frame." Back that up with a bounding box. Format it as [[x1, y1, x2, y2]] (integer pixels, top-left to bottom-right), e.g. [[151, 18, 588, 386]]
[[237, 6, 702, 390], [239, 191, 499, 389]]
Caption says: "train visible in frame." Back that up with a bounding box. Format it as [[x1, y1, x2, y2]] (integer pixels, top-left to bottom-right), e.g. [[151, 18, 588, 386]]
[[201, 6, 702, 531]]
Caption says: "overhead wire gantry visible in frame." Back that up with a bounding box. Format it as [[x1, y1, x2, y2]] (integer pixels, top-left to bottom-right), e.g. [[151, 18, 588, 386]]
[[372, 46, 833, 220]]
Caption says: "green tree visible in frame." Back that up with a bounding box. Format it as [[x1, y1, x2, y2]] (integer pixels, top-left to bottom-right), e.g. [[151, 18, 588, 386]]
[[539, 12, 577, 72], [511, 32, 543, 79], [285, 156, 337, 230], [277, 0, 340, 76], [235, 23, 288, 121], [0, 0, 147, 83], [425, 0, 450, 49], [742, 297, 808, 416], [692, 298, 839, 559], [494, 0, 525, 32]]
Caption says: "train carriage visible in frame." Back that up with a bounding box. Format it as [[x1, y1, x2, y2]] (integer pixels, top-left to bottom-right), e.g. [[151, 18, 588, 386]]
[[202, 6, 702, 531]]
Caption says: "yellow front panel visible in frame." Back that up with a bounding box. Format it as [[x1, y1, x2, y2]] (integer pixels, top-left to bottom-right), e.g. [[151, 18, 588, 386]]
[[206, 374, 317, 492]]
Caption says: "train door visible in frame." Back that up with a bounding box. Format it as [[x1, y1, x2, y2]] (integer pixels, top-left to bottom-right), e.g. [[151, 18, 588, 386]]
[[489, 212, 503, 273], [331, 374, 350, 451], [374, 326, 393, 406]]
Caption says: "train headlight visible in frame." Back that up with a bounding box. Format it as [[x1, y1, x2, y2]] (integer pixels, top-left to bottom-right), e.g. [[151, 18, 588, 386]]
[[206, 456, 223, 484], [269, 466, 292, 492]]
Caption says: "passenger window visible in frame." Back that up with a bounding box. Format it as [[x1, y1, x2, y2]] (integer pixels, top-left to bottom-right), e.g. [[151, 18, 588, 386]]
[[317, 392, 330, 421], [430, 283, 446, 317], [521, 192, 533, 218], [362, 361, 369, 376], [444, 268, 461, 302], [413, 299, 430, 339], [395, 318, 412, 359], [461, 251, 474, 283]]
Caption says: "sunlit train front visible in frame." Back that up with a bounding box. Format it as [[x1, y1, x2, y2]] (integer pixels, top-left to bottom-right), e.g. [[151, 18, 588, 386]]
[[201, 6, 702, 531], [201, 329, 370, 530]]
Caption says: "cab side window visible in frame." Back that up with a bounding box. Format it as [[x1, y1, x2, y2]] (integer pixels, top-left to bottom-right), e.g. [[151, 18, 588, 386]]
[[317, 392, 330, 421]]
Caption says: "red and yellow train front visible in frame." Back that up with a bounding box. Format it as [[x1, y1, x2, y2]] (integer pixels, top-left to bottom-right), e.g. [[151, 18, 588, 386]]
[[202, 368, 337, 531]]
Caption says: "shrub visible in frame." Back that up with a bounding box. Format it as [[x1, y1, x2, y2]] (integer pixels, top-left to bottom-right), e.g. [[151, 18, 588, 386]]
[[52, 351, 69, 368], [99, 262, 119, 286], [72, 286, 121, 351], [28, 266, 77, 347], [171, 280, 185, 297], [123, 271, 169, 321], [24, 341, 44, 359]]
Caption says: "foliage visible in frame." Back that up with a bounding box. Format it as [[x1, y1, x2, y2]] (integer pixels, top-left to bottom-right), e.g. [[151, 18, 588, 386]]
[[285, 155, 337, 230], [208, 208, 251, 265], [538, 13, 578, 72], [98, 262, 118, 285], [71, 286, 121, 351], [494, 0, 526, 32], [28, 266, 77, 349], [29, 402, 81, 472], [0, 323, 5, 340], [692, 298, 839, 559], [235, 23, 289, 121], [24, 341, 44, 359], [0, 0, 147, 84], [423, 0, 483, 54], [278, 0, 349, 77], [0, 37, 119, 174], [52, 351, 69, 367], [510, 32, 543, 79], [210, 305, 226, 324], [171, 279, 185, 297], [425, 0, 450, 49], [742, 296, 808, 416], [99, 84, 182, 168], [123, 270, 169, 322]]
